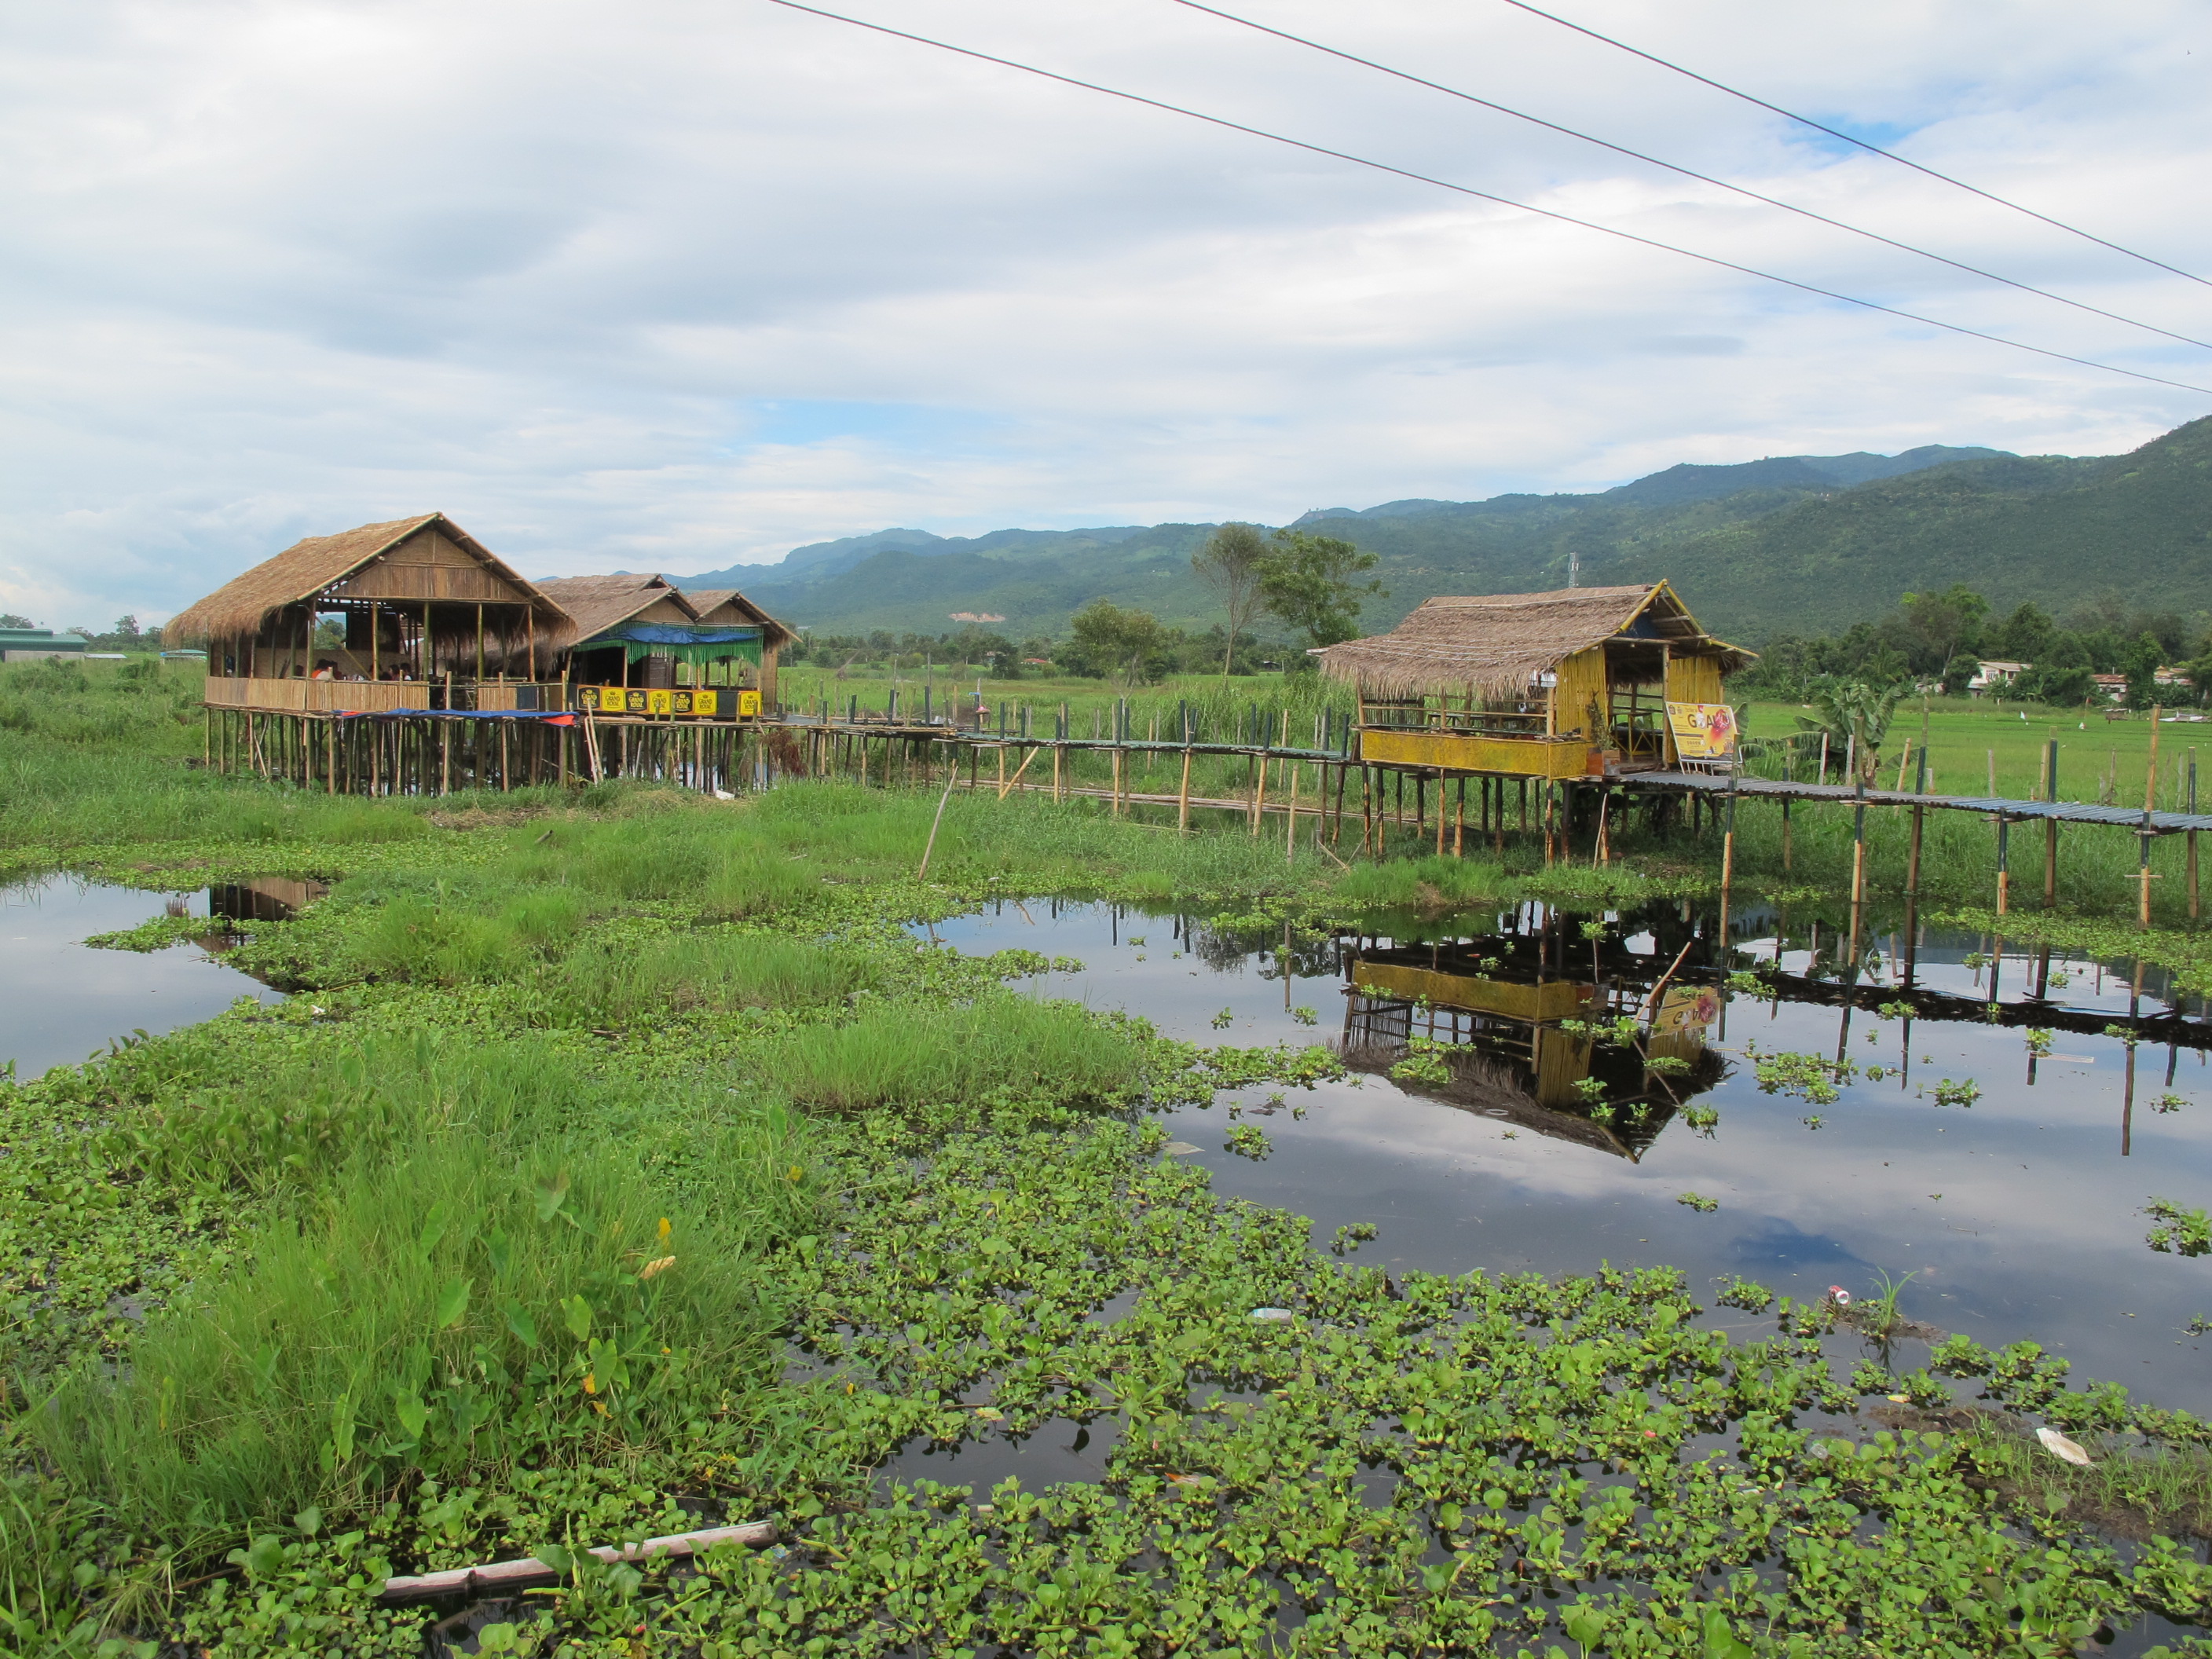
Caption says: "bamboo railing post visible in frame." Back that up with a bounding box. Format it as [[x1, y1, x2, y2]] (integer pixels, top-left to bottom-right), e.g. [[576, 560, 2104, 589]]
[[1850, 773, 1868, 908], [1995, 813, 2010, 917], [1178, 746, 1192, 832], [1251, 754, 1267, 836], [2142, 707, 2163, 927], [1781, 796, 1793, 873], [1286, 763, 1298, 864]]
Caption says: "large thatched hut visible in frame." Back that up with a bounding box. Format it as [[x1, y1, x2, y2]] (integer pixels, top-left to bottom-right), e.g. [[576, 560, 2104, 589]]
[[1317, 582, 1751, 778], [163, 514, 572, 713]]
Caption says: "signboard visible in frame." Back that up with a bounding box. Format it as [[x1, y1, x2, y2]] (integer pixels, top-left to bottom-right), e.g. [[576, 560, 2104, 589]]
[[576, 685, 745, 716], [1665, 701, 1738, 762], [1652, 985, 1722, 1038]]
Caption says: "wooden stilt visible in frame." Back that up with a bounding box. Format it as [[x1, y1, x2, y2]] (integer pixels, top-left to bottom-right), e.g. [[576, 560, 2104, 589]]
[[1781, 797, 1792, 873], [2191, 830, 2200, 923], [1286, 763, 1299, 864], [1251, 755, 1267, 836], [1452, 776, 1464, 858], [1178, 746, 1192, 832], [1996, 813, 2010, 917]]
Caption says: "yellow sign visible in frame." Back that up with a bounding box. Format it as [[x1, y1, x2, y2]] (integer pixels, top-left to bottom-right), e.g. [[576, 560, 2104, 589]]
[[1653, 984, 1722, 1037], [1666, 701, 1738, 761], [736, 690, 760, 717]]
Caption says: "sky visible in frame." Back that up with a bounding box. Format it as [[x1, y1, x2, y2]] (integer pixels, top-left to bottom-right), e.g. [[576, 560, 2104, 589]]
[[3, 0, 2209, 628]]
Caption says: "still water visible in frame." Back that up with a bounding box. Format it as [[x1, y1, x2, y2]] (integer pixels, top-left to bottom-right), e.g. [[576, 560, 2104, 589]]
[[919, 896, 2212, 1417], [0, 874, 286, 1079]]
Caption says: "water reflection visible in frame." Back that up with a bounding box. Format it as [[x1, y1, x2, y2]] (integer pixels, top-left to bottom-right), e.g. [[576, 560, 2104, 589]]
[[0, 875, 291, 1080], [926, 894, 2212, 1415]]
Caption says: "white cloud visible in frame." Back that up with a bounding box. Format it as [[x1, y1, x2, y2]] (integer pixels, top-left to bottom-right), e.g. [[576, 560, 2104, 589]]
[[2, 0, 2207, 623]]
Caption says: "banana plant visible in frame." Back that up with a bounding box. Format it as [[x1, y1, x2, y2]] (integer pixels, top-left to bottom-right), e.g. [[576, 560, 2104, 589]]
[[1794, 678, 1910, 786]]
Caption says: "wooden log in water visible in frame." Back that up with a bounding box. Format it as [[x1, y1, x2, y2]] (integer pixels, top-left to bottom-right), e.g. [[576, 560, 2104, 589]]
[[377, 1520, 776, 1604]]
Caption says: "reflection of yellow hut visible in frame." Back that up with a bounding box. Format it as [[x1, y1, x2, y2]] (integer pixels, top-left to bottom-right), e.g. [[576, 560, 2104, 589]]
[[1317, 583, 1752, 779], [1342, 954, 1722, 1159]]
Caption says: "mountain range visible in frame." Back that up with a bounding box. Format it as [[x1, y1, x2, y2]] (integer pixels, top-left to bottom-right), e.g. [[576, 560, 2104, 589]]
[[661, 422, 2212, 643]]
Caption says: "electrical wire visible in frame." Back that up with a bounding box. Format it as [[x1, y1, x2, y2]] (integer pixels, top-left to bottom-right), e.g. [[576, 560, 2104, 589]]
[[764, 0, 2212, 397], [1170, 0, 2212, 352], [1494, 0, 2212, 289]]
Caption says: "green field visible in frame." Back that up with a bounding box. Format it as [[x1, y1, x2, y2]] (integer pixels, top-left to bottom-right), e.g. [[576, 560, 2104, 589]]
[[6, 654, 2212, 1654]]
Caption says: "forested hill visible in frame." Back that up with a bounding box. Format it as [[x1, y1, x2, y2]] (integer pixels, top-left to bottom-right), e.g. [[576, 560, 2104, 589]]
[[672, 422, 2212, 642]]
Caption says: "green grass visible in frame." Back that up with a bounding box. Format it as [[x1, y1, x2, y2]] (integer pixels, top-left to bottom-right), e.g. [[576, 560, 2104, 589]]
[[753, 997, 1153, 1114]]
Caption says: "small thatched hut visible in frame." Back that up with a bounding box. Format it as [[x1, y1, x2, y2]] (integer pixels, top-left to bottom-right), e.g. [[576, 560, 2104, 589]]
[[533, 575, 787, 713], [164, 514, 573, 713], [1317, 582, 1751, 778]]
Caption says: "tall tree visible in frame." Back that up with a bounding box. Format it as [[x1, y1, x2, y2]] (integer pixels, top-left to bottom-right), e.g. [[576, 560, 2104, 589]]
[[1190, 523, 1270, 679], [1258, 530, 1383, 656], [1064, 599, 1166, 687], [1898, 585, 1989, 675]]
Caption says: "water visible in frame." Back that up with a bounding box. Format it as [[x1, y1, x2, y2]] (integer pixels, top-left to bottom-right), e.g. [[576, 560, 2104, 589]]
[[917, 896, 2212, 1416], [0, 874, 291, 1079]]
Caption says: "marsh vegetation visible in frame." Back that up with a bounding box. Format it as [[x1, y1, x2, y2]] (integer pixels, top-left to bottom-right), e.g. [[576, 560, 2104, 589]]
[[3, 654, 2212, 1655]]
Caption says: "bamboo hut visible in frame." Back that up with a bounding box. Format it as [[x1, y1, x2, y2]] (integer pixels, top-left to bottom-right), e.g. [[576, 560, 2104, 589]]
[[164, 514, 572, 715], [683, 588, 792, 709], [534, 575, 788, 719], [1317, 583, 1752, 778]]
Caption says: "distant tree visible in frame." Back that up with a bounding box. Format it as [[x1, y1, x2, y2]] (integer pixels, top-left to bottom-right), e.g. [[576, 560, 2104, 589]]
[[1940, 654, 1978, 696], [1061, 599, 1166, 686], [1985, 602, 2056, 664], [1191, 523, 1271, 680], [2125, 632, 2166, 709], [1899, 585, 1989, 675], [0, 612, 33, 629], [1794, 680, 1911, 786], [1258, 530, 1383, 657], [2018, 664, 2095, 709]]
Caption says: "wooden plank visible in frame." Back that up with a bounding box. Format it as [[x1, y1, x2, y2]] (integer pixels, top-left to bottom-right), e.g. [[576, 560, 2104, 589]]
[[1360, 727, 1589, 778], [377, 1520, 776, 1604]]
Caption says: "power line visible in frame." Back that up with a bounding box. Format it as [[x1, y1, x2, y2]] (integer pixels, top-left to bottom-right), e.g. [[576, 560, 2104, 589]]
[[1495, 0, 2212, 289], [764, 0, 2212, 397], [1170, 0, 2212, 352]]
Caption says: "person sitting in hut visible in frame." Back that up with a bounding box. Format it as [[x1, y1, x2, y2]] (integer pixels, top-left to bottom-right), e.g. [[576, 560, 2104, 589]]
[[311, 659, 337, 680]]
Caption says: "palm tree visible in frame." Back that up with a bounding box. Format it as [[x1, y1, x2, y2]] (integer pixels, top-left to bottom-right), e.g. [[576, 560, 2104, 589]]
[[1795, 679, 1910, 786]]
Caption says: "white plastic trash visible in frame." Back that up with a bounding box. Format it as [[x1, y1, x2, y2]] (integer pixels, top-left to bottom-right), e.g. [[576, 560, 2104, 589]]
[[1249, 1307, 1295, 1322], [2036, 1426, 2094, 1467]]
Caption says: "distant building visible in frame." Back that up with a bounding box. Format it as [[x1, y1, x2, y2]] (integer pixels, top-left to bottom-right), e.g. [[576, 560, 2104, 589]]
[[0, 627, 90, 661], [2092, 673, 2130, 702], [1968, 659, 2029, 693]]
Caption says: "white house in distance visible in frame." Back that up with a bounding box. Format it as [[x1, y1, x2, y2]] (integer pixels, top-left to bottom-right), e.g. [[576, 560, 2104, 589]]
[[1968, 659, 2029, 692]]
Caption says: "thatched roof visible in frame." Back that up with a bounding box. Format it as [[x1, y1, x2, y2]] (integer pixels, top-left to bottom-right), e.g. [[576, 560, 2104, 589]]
[[164, 514, 567, 646], [686, 588, 794, 648], [1315, 582, 1752, 701], [531, 574, 698, 642]]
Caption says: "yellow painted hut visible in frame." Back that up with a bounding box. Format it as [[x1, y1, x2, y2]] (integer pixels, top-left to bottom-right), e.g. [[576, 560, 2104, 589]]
[[1317, 583, 1752, 778], [533, 575, 789, 717], [164, 514, 573, 714]]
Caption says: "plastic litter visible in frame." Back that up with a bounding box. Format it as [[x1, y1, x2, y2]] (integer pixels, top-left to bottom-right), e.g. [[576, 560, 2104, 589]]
[[1827, 1286, 1852, 1306], [1249, 1307, 1296, 1322], [2037, 1426, 2095, 1467], [1160, 1141, 1201, 1155]]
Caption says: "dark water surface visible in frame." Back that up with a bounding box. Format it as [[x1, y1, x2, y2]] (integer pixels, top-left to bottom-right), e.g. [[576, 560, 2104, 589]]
[[0, 874, 286, 1079], [919, 896, 2212, 1417]]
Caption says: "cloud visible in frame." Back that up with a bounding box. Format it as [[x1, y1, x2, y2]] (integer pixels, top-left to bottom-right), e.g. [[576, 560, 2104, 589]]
[[2, 0, 2207, 622]]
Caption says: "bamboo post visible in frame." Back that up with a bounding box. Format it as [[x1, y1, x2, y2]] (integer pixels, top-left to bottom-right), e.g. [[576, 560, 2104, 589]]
[[1251, 755, 1268, 836], [1996, 814, 2009, 917], [476, 603, 485, 682], [1112, 746, 1123, 817], [327, 717, 337, 794], [1452, 776, 1464, 858], [1178, 746, 1192, 831], [2190, 831, 2200, 923], [1286, 762, 1299, 864], [2143, 706, 2163, 928], [1718, 778, 1737, 956], [1361, 767, 1373, 854], [1053, 742, 1063, 804], [1781, 796, 1793, 873], [1851, 775, 1868, 908]]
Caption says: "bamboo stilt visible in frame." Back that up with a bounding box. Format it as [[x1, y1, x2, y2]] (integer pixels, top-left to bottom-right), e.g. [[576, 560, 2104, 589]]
[[1178, 746, 1192, 832]]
